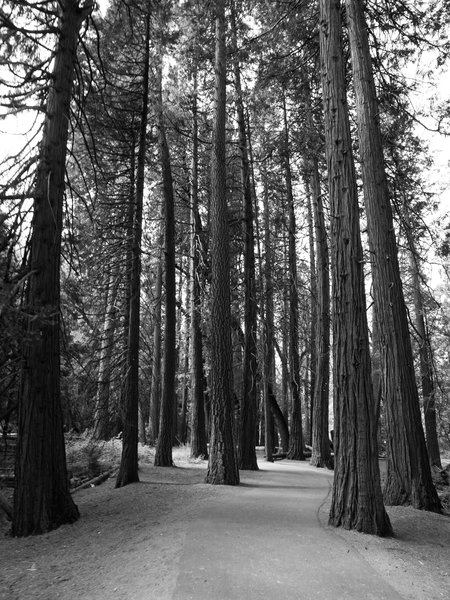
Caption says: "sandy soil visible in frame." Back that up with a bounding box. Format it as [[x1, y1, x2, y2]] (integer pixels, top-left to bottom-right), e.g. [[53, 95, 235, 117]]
[[1, 451, 449, 600]]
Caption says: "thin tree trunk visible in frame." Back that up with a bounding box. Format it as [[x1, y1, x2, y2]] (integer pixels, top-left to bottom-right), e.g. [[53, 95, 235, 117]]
[[116, 10, 151, 488], [345, 0, 441, 512], [149, 212, 164, 446], [189, 64, 208, 458], [262, 163, 275, 462], [282, 93, 305, 461], [306, 183, 317, 448], [154, 62, 177, 468], [409, 247, 441, 468], [319, 0, 392, 535], [13, 0, 94, 536], [310, 158, 332, 469], [205, 0, 239, 486]]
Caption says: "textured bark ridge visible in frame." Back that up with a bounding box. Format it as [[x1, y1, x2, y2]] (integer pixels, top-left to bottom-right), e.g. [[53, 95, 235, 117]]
[[345, 0, 441, 512], [319, 0, 392, 536]]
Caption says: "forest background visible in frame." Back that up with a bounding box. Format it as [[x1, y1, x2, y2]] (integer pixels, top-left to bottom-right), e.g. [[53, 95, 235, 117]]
[[1, 0, 450, 538]]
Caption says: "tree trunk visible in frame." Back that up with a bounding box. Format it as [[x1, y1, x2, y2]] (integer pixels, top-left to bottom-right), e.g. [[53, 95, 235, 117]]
[[93, 271, 119, 441], [189, 63, 208, 459], [319, 0, 392, 536], [154, 62, 177, 468], [306, 183, 317, 448], [116, 10, 151, 488], [149, 213, 164, 446], [409, 248, 441, 468], [205, 0, 239, 486], [309, 158, 332, 469], [262, 163, 275, 462], [282, 93, 305, 462], [13, 0, 94, 536], [230, 2, 258, 471], [345, 0, 441, 512]]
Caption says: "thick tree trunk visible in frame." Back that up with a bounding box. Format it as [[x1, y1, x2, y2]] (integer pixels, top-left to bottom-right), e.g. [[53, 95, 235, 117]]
[[189, 65, 208, 459], [309, 158, 332, 469], [154, 64, 177, 468], [230, 2, 258, 471], [205, 0, 239, 486], [345, 0, 441, 512], [282, 94, 305, 461], [319, 0, 392, 536], [13, 0, 94, 536], [116, 11, 151, 488]]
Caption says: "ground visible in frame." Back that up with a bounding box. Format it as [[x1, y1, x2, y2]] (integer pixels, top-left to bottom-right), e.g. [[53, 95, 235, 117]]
[[0, 443, 449, 599]]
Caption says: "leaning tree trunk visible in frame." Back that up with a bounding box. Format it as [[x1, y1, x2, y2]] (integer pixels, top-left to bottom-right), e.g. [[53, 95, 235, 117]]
[[12, 0, 94, 536], [205, 0, 239, 486], [319, 0, 392, 536], [154, 63, 177, 468], [282, 93, 305, 462], [230, 2, 259, 471], [190, 62, 208, 459], [309, 158, 332, 469], [345, 0, 441, 512], [116, 10, 151, 488]]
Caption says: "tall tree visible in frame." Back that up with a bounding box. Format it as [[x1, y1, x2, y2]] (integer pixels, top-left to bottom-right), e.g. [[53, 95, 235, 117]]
[[309, 157, 332, 469], [345, 0, 441, 511], [231, 1, 259, 471], [319, 0, 392, 535], [116, 7, 151, 487], [282, 93, 305, 462], [189, 57, 208, 459], [205, 0, 240, 486], [154, 59, 177, 467], [12, 0, 94, 536]]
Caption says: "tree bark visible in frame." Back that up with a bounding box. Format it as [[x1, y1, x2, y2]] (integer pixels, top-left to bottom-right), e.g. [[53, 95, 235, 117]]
[[13, 0, 94, 536], [205, 0, 239, 486], [319, 0, 392, 536], [345, 0, 441, 511]]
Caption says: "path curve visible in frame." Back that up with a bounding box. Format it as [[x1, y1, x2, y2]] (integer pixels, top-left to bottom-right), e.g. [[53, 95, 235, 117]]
[[174, 460, 402, 600]]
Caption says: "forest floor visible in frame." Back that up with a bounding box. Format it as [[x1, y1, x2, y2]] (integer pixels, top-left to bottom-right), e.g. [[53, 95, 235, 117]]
[[0, 441, 449, 600]]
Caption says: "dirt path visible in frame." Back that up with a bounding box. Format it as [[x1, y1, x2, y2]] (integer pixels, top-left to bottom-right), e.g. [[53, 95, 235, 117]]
[[1, 458, 449, 599]]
